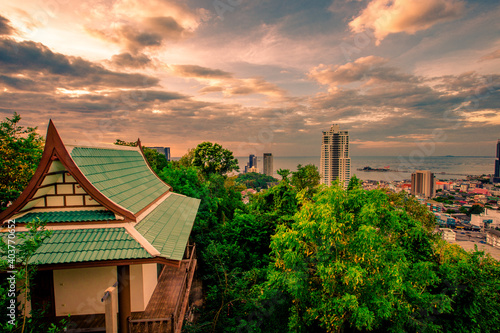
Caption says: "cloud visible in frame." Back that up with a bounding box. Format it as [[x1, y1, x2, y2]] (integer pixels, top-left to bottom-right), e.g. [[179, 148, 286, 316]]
[[308, 56, 416, 90], [349, 0, 465, 44], [170, 63, 286, 98], [85, 0, 201, 53], [110, 53, 152, 68], [171, 65, 233, 79], [0, 39, 159, 90], [0, 15, 16, 35], [479, 49, 500, 62]]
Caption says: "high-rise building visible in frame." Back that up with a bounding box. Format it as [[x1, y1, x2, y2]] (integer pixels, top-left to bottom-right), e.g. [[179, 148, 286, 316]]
[[411, 170, 435, 198], [320, 124, 350, 187], [147, 146, 170, 161], [165, 147, 171, 162], [494, 139, 500, 183], [245, 154, 258, 173], [263, 153, 273, 177], [249, 154, 257, 168]]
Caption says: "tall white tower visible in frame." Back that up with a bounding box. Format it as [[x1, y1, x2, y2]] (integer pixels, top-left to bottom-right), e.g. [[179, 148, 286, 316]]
[[320, 124, 350, 187]]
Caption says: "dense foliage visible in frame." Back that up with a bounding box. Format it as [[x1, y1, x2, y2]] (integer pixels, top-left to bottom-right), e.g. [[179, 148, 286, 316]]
[[0, 113, 44, 211], [236, 172, 278, 190], [161, 149, 500, 333]]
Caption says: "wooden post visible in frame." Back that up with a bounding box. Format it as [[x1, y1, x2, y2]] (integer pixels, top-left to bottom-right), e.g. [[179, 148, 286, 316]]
[[104, 286, 118, 333], [118, 265, 131, 333]]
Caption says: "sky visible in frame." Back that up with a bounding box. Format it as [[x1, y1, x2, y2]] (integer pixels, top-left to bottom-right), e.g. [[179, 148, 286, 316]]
[[0, 0, 499, 157]]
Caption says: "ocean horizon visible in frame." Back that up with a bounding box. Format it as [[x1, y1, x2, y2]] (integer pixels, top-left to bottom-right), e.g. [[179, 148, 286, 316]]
[[172, 155, 496, 182]]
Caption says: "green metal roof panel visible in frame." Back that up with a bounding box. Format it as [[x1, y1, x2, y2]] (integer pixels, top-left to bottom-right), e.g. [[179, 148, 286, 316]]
[[70, 147, 169, 214], [22, 228, 152, 265], [135, 193, 200, 261], [15, 210, 116, 223]]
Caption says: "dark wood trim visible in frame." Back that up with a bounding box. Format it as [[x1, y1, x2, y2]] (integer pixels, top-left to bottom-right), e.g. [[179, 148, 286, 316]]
[[34, 257, 181, 271], [0, 121, 137, 223], [118, 265, 131, 333], [32, 193, 94, 199], [44, 171, 66, 176]]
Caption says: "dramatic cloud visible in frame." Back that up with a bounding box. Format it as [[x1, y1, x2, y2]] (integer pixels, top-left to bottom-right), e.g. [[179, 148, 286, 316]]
[[308, 56, 417, 90], [349, 0, 466, 44], [171, 64, 286, 98], [0, 39, 159, 90], [86, 0, 202, 53], [0, 15, 15, 35], [171, 65, 232, 79], [0, 0, 498, 157], [110, 53, 152, 68]]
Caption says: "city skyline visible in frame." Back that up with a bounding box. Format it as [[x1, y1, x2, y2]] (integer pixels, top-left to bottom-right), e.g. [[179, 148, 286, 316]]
[[0, 0, 499, 157]]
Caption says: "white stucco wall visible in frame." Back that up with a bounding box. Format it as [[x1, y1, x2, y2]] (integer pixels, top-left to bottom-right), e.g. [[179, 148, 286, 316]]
[[53, 264, 158, 316], [53, 266, 117, 316]]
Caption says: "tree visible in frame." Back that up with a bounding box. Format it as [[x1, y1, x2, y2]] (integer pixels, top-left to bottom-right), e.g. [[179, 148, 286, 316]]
[[114, 139, 167, 174], [0, 113, 44, 211], [268, 183, 500, 332], [277, 169, 291, 181], [192, 142, 239, 177], [236, 172, 278, 190], [467, 204, 484, 216], [291, 164, 321, 197]]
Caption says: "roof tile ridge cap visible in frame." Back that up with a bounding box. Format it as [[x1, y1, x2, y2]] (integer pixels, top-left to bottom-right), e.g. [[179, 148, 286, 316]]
[[135, 191, 173, 223], [2, 223, 128, 232], [124, 223, 161, 257]]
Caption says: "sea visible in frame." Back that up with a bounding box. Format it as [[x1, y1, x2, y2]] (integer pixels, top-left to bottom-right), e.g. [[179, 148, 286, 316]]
[[234, 155, 496, 182]]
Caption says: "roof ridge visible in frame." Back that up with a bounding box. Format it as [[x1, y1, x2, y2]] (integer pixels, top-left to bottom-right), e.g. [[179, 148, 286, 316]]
[[124, 223, 161, 257]]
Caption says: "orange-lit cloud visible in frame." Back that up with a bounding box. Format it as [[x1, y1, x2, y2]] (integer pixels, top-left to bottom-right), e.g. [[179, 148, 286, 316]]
[[308, 56, 416, 91], [85, 0, 203, 54], [479, 49, 500, 62], [349, 0, 465, 44]]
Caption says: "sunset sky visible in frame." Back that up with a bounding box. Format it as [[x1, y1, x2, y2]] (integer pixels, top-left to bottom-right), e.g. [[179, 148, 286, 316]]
[[0, 0, 499, 157]]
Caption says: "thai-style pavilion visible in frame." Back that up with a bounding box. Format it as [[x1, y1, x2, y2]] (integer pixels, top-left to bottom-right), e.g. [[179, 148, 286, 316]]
[[0, 121, 200, 333]]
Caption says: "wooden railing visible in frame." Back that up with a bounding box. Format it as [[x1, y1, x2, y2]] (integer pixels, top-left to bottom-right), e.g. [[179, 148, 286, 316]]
[[128, 316, 173, 333], [129, 243, 197, 333]]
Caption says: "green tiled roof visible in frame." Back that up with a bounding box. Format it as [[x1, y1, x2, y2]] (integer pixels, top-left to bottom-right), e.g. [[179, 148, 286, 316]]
[[28, 228, 152, 265], [70, 147, 169, 214], [136, 193, 200, 261], [15, 210, 116, 223]]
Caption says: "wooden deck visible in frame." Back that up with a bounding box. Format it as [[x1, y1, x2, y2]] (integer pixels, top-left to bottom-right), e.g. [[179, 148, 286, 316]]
[[129, 245, 197, 333]]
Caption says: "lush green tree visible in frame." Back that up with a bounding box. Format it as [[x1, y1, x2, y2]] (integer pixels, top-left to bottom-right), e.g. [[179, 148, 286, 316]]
[[277, 169, 291, 181], [114, 139, 167, 174], [0, 113, 44, 211], [192, 142, 239, 178], [267, 182, 500, 332], [291, 164, 321, 198]]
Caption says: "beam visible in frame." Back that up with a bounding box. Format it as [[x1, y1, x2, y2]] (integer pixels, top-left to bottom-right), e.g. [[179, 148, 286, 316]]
[[117, 265, 131, 333]]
